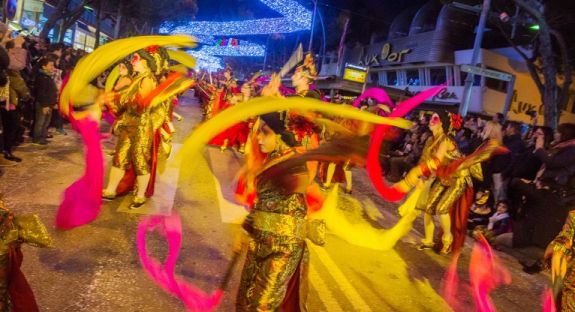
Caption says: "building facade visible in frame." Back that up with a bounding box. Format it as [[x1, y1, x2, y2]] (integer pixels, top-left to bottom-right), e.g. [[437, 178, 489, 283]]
[[321, 1, 575, 124], [5, 0, 115, 51]]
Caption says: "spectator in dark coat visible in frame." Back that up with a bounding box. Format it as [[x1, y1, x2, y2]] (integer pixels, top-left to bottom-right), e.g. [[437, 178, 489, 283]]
[[509, 123, 575, 249], [32, 57, 58, 145]]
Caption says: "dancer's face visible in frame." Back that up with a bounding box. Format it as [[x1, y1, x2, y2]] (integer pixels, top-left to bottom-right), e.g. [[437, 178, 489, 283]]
[[291, 69, 308, 91], [257, 123, 277, 153], [429, 113, 442, 134], [131, 53, 147, 74]]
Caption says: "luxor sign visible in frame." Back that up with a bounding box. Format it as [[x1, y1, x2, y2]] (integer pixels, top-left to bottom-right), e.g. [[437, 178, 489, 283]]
[[359, 43, 411, 67]]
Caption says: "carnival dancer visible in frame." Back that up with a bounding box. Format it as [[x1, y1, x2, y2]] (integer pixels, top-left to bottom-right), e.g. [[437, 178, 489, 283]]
[[403, 111, 483, 254], [101, 46, 167, 209], [235, 111, 315, 311], [0, 197, 52, 312], [208, 66, 251, 152], [545, 210, 575, 311]]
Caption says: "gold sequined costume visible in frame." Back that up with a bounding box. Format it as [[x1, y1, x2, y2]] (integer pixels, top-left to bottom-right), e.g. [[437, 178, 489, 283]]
[[415, 135, 474, 216], [0, 199, 52, 311], [237, 152, 310, 311], [548, 211, 575, 311], [109, 74, 158, 175]]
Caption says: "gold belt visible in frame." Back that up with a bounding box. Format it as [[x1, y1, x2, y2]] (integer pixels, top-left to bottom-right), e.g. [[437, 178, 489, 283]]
[[251, 211, 326, 245]]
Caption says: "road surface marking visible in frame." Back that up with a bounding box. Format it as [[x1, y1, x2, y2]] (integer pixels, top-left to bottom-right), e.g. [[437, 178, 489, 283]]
[[309, 264, 345, 311], [310, 244, 373, 312]]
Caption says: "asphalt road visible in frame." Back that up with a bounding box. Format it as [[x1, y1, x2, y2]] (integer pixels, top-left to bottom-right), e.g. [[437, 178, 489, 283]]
[[0, 93, 550, 311]]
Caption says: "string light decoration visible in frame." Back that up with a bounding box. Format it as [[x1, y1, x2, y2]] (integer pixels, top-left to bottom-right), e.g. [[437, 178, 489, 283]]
[[200, 43, 266, 57], [162, 0, 312, 70], [187, 50, 224, 72], [160, 0, 312, 35]]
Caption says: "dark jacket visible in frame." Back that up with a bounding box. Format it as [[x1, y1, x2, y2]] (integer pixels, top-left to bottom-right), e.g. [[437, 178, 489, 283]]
[[34, 70, 58, 108], [500, 134, 525, 177], [536, 141, 575, 191]]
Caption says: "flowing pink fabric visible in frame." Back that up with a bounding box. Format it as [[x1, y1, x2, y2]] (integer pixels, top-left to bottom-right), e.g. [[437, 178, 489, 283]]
[[442, 252, 463, 312], [469, 234, 512, 312], [137, 214, 223, 311], [351, 87, 395, 109], [542, 287, 557, 312], [56, 117, 103, 229], [365, 85, 445, 202]]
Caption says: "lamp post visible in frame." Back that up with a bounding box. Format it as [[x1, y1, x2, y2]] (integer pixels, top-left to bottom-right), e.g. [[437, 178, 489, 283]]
[[308, 0, 317, 52], [458, 0, 491, 117]]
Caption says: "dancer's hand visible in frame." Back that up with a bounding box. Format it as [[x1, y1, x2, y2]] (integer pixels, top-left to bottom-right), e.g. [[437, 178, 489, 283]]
[[96, 92, 116, 108], [261, 74, 281, 97]]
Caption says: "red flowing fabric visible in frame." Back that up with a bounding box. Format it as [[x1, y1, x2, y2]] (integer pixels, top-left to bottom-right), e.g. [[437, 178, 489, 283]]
[[366, 86, 445, 202], [137, 214, 223, 311], [56, 117, 103, 229], [8, 247, 39, 312], [442, 235, 511, 312], [450, 186, 474, 253]]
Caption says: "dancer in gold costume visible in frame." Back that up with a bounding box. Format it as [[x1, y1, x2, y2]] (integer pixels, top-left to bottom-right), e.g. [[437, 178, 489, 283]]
[[396, 111, 484, 254], [546, 210, 575, 311], [0, 197, 51, 311], [101, 46, 166, 208], [236, 111, 315, 311]]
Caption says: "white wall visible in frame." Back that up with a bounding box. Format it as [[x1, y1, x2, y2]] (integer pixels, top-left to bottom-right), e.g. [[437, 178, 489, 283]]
[[455, 48, 575, 124]]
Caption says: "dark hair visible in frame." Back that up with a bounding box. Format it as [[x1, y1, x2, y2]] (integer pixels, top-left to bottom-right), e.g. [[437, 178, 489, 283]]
[[496, 200, 509, 209], [260, 112, 298, 147], [38, 57, 54, 68], [558, 123, 575, 142], [536, 126, 554, 148], [48, 43, 63, 52], [506, 121, 521, 134], [436, 111, 452, 135], [5, 40, 14, 50]]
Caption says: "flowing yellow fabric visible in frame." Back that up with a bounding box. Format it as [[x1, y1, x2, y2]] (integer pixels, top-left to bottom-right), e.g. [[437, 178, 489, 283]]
[[104, 65, 120, 92], [149, 77, 195, 107], [310, 185, 422, 251], [167, 50, 197, 71], [60, 35, 197, 116], [177, 96, 411, 164]]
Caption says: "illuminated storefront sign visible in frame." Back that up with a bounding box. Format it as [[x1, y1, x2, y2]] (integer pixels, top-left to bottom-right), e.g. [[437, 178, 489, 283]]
[[360, 43, 412, 66], [343, 64, 367, 83]]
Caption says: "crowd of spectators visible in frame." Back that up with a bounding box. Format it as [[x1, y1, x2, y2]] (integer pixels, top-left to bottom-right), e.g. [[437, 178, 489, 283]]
[[0, 22, 86, 172]]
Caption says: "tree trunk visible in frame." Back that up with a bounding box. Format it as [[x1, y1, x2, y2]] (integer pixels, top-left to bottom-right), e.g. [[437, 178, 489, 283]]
[[550, 29, 573, 112], [39, 0, 69, 40], [511, 0, 559, 129]]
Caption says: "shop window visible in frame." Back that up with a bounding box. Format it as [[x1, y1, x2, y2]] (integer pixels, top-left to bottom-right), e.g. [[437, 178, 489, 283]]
[[460, 71, 481, 86], [370, 72, 379, 83], [429, 67, 447, 85], [63, 30, 73, 45], [73, 31, 87, 50], [406, 69, 421, 86], [485, 77, 508, 93], [386, 71, 398, 86]]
